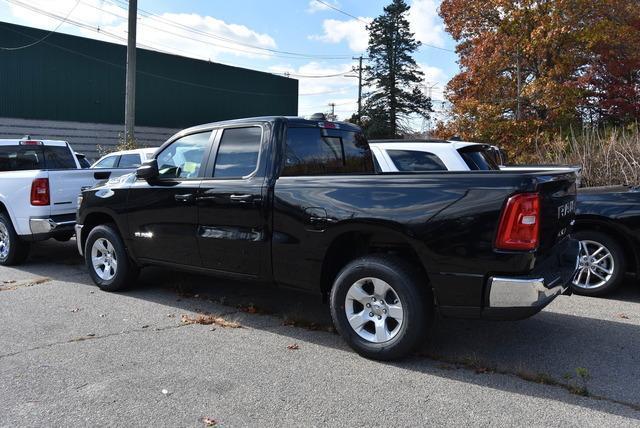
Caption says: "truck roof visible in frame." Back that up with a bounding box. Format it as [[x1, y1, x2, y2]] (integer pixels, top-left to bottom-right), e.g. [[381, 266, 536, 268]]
[[0, 139, 68, 147], [178, 116, 363, 136]]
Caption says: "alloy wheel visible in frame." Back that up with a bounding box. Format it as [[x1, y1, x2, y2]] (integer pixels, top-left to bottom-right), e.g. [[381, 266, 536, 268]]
[[91, 238, 118, 281], [0, 221, 9, 260], [344, 277, 404, 343], [572, 240, 614, 290]]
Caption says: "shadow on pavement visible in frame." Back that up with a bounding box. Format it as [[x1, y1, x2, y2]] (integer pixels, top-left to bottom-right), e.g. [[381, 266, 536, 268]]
[[11, 240, 640, 419]]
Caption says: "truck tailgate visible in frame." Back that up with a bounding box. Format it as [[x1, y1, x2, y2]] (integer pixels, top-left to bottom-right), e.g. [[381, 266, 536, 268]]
[[48, 168, 130, 215], [535, 170, 577, 254]]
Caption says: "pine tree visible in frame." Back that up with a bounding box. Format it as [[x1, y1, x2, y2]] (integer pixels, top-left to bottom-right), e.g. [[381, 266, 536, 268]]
[[363, 0, 431, 138]]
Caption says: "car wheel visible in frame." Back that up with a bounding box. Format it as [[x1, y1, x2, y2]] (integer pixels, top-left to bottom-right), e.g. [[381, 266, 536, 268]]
[[571, 230, 625, 297], [85, 224, 139, 291], [330, 255, 431, 360], [0, 213, 30, 266]]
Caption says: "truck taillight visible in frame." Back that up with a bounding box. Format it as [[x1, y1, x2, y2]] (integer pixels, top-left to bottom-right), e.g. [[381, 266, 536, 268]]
[[495, 193, 540, 251], [30, 178, 50, 206]]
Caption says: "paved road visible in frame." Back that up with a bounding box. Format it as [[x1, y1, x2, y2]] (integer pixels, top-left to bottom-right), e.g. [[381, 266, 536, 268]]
[[1, 240, 639, 427]]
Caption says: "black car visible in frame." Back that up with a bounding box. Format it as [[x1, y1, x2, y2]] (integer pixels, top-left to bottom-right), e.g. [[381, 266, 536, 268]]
[[572, 186, 640, 296], [75, 116, 579, 360]]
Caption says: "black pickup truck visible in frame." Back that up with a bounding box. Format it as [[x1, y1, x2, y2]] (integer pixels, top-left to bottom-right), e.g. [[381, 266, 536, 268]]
[[76, 116, 579, 360]]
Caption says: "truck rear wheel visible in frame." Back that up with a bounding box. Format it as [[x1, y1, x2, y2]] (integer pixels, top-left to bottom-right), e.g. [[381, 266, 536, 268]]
[[0, 213, 30, 266], [85, 224, 138, 291], [330, 255, 431, 360]]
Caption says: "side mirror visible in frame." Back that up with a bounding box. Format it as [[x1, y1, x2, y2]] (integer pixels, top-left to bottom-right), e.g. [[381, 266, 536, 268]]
[[136, 159, 159, 180]]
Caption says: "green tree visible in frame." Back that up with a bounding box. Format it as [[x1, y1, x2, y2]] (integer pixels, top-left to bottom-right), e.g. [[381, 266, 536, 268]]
[[362, 0, 432, 138]]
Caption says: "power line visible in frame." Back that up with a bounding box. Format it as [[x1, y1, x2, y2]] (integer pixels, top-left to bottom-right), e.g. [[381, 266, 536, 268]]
[[312, 0, 370, 25], [275, 70, 352, 78], [4, 0, 194, 57], [418, 43, 455, 53], [0, 0, 80, 50], [105, 0, 354, 60]]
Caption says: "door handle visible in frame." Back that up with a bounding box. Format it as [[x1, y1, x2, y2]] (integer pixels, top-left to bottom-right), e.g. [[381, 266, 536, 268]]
[[174, 193, 195, 202], [229, 194, 254, 203], [94, 171, 111, 180]]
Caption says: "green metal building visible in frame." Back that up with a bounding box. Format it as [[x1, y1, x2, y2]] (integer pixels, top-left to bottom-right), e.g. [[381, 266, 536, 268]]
[[0, 21, 298, 129]]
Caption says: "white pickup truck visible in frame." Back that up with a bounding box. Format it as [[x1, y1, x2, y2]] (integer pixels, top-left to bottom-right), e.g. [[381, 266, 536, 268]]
[[0, 138, 127, 265]]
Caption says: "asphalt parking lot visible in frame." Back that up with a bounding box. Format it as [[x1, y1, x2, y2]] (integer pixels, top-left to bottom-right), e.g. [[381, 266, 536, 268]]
[[1, 240, 639, 427]]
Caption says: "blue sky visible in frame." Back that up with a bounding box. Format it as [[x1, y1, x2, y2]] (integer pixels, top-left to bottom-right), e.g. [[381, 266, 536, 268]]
[[0, 0, 458, 124]]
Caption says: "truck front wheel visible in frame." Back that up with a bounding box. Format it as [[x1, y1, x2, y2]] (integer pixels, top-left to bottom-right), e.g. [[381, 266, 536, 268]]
[[330, 255, 431, 360], [85, 224, 139, 291], [0, 213, 30, 266]]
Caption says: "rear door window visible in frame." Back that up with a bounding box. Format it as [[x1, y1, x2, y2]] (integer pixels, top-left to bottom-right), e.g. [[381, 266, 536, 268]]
[[283, 127, 374, 176], [387, 150, 447, 171], [213, 127, 262, 178]]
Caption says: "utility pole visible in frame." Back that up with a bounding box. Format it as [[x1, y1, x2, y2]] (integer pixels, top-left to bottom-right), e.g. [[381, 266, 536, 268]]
[[352, 55, 368, 122], [328, 102, 336, 121], [124, 0, 137, 141]]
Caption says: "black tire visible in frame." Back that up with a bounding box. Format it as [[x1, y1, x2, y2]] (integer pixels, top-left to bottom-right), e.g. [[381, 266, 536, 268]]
[[84, 224, 139, 291], [571, 230, 626, 297], [330, 255, 432, 361], [0, 212, 30, 266]]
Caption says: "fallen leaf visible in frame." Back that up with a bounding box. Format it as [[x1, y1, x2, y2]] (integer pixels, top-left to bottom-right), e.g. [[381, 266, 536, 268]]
[[240, 304, 258, 314], [617, 313, 630, 319], [181, 314, 241, 328], [287, 343, 300, 350], [202, 417, 217, 427]]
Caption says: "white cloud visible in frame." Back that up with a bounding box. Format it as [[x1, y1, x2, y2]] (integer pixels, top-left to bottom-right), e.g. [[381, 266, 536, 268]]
[[309, 17, 371, 52], [311, 0, 445, 52], [408, 0, 445, 47], [418, 64, 448, 101], [5, 0, 278, 61], [307, 0, 339, 13]]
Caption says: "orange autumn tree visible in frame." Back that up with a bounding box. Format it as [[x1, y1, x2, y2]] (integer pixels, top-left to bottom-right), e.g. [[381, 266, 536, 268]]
[[437, 0, 640, 156]]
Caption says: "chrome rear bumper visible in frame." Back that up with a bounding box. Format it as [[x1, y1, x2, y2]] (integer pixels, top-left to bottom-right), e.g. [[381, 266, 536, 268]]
[[29, 218, 75, 234], [488, 277, 567, 308]]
